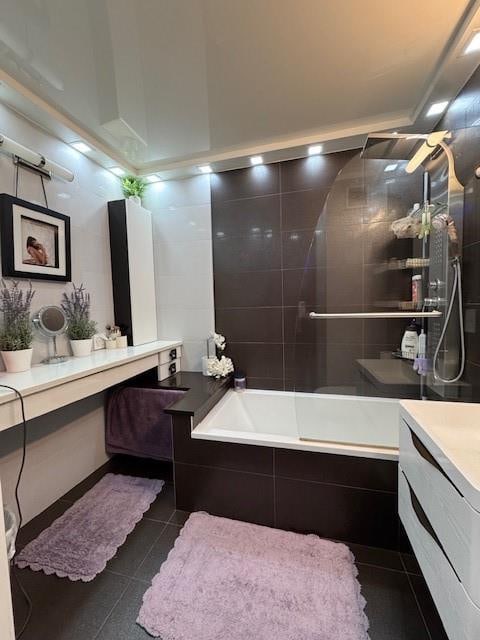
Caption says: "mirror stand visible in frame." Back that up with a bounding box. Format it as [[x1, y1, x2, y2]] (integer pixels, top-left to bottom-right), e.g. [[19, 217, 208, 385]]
[[44, 336, 68, 365]]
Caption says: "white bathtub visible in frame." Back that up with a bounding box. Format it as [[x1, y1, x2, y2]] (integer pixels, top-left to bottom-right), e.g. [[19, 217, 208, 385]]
[[192, 389, 399, 460]]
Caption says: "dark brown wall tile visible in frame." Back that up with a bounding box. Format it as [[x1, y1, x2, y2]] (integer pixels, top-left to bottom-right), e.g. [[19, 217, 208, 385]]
[[213, 233, 281, 272], [463, 242, 480, 304], [226, 343, 283, 379], [212, 195, 280, 237], [275, 448, 397, 492], [175, 463, 275, 527], [216, 308, 283, 343], [280, 150, 357, 193], [210, 164, 280, 204], [214, 270, 282, 308], [281, 189, 329, 231], [275, 476, 399, 548]]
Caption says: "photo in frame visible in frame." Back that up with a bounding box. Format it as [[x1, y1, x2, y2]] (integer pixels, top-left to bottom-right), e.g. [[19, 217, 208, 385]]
[[0, 194, 71, 282]]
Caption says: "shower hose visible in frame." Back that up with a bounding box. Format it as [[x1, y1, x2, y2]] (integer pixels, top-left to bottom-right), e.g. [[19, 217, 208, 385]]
[[433, 257, 465, 383]]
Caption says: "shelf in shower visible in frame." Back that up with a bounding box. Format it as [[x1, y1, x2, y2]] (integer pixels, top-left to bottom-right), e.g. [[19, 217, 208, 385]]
[[375, 258, 430, 273]]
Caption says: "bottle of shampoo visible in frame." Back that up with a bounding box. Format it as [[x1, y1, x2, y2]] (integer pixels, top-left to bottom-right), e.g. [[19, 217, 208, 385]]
[[401, 321, 419, 360]]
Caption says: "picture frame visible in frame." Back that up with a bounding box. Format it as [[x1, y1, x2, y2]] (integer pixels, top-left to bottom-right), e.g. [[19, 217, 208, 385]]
[[0, 194, 71, 282]]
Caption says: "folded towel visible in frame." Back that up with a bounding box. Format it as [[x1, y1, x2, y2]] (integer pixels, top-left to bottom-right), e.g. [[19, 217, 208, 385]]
[[106, 386, 185, 460]]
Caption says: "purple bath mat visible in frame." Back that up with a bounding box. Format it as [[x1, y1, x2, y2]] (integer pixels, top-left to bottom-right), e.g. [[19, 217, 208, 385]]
[[137, 512, 369, 640], [15, 473, 164, 582]]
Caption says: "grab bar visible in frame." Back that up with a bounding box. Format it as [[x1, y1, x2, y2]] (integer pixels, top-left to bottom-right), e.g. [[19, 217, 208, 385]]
[[309, 311, 442, 319]]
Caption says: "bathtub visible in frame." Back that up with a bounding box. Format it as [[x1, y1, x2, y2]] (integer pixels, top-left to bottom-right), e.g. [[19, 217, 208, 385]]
[[192, 389, 399, 460]]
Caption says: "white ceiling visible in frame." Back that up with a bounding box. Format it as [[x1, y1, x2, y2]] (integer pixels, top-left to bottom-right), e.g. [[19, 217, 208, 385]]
[[1, 0, 480, 177]]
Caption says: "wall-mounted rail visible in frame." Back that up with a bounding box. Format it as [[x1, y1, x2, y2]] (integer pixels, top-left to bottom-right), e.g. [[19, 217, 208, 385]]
[[309, 311, 443, 319]]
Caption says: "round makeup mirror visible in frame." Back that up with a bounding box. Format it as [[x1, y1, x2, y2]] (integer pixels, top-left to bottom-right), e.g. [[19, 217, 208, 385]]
[[33, 305, 68, 364]]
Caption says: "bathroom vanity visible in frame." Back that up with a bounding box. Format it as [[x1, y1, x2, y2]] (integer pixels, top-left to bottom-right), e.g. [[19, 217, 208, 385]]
[[399, 400, 480, 640]]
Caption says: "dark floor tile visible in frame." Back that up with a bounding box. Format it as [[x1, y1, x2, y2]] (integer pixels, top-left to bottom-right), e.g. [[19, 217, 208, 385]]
[[169, 509, 191, 525], [210, 164, 280, 204], [214, 270, 282, 308], [211, 194, 280, 236], [175, 463, 275, 527], [106, 519, 166, 578], [109, 455, 174, 483], [16, 500, 72, 549], [143, 483, 176, 523], [275, 476, 399, 549], [358, 564, 430, 639], [134, 524, 182, 583], [93, 579, 152, 640], [216, 307, 283, 343], [11, 566, 129, 640], [408, 573, 449, 640], [348, 542, 404, 571]]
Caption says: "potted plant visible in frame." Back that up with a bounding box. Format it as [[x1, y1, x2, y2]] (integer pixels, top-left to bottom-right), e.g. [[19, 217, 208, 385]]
[[61, 284, 97, 357], [121, 175, 147, 205], [0, 280, 35, 373]]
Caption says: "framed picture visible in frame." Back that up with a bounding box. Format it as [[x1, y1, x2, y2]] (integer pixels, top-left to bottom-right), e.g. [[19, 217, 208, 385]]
[[0, 194, 71, 282]]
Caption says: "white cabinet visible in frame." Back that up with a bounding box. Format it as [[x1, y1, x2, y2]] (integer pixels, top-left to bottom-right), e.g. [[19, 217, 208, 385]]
[[399, 401, 480, 640]]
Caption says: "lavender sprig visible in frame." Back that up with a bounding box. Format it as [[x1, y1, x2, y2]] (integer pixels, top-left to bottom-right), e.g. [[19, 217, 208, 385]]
[[0, 280, 35, 351], [61, 283, 97, 340]]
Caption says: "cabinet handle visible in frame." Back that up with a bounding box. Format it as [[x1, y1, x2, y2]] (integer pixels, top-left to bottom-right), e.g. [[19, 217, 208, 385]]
[[407, 423, 463, 498], [405, 475, 459, 580]]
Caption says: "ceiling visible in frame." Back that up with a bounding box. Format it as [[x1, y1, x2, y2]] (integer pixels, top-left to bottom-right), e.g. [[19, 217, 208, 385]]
[[1, 0, 480, 178]]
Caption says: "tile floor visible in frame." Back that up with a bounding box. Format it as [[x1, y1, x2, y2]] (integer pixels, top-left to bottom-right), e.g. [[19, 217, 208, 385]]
[[11, 456, 448, 640]]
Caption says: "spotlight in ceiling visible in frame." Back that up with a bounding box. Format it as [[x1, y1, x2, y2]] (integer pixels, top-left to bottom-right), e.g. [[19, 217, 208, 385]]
[[384, 163, 398, 172], [464, 31, 480, 55], [308, 144, 323, 156], [146, 174, 162, 183], [198, 164, 213, 174], [110, 167, 126, 177], [250, 155, 263, 166], [426, 101, 449, 117], [71, 141, 92, 153]]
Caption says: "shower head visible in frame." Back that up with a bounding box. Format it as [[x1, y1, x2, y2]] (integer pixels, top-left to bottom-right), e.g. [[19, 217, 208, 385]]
[[405, 131, 451, 174]]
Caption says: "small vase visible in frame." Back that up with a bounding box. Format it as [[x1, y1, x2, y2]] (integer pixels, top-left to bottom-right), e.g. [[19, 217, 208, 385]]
[[70, 338, 92, 357], [201, 355, 215, 376], [1, 348, 33, 373]]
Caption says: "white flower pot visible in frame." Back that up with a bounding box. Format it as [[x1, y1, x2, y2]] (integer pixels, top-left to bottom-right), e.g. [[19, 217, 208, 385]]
[[70, 338, 92, 357], [1, 348, 33, 373], [128, 195, 141, 205]]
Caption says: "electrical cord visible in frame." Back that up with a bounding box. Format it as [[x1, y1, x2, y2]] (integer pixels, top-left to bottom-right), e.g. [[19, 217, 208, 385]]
[[0, 384, 32, 639]]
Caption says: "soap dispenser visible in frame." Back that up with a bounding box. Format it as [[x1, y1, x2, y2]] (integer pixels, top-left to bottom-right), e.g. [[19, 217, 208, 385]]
[[401, 321, 419, 360]]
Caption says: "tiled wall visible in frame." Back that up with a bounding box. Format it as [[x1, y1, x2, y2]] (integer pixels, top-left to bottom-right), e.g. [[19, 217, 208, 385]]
[[145, 176, 215, 371], [210, 151, 422, 393], [437, 65, 480, 401]]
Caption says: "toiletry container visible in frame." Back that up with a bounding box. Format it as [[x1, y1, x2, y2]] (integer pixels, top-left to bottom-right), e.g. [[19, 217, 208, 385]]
[[418, 329, 427, 358], [401, 322, 419, 360], [412, 275, 423, 310], [234, 371, 247, 392]]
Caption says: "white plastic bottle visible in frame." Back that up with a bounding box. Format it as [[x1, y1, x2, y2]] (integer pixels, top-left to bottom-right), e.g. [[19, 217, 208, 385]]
[[401, 322, 419, 360], [418, 329, 427, 358]]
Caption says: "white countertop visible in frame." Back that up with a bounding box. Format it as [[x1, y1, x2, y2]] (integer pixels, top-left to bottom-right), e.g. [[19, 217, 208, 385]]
[[0, 339, 181, 404], [400, 400, 480, 511]]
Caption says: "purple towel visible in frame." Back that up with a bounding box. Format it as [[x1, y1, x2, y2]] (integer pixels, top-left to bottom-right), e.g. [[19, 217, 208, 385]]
[[106, 387, 185, 460]]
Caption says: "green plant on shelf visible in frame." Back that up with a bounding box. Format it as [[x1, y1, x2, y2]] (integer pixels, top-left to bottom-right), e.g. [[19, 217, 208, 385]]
[[121, 175, 147, 199]]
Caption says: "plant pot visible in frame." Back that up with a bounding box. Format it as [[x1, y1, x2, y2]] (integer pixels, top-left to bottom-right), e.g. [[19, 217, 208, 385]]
[[128, 195, 141, 206], [1, 348, 33, 373], [70, 338, 92, 357]]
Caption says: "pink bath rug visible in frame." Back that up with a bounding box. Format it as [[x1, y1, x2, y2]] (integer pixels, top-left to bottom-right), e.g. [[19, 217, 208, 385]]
[[15, 473, 164, 582], [137, 512, 369, 639]]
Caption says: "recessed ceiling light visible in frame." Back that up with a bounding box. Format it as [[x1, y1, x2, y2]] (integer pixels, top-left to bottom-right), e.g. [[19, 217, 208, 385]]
[[426, 101, 449, 117], [71, 141, 92, 153], [308, 144, 323, 156], [110, 167, 126, 176], [198, 164, 213, 174], [464, 31, 480, 54], [384, 163, 398, 172], [146, 174, 162, 183], [250, 155, 263, 166]]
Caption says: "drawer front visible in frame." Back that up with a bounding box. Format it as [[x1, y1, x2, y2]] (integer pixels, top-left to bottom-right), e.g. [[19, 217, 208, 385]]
[[158, 358, 181, 381], [159, 346, 182, 365], [399, 469, 480, 640], [399, 419, 480, 607]]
